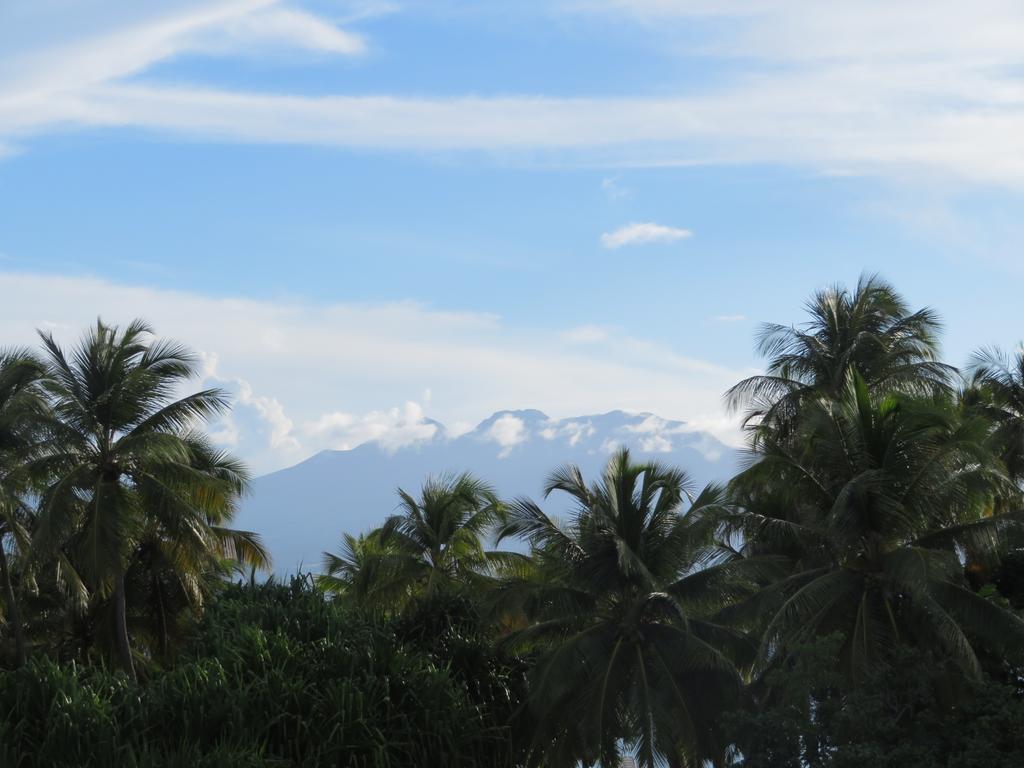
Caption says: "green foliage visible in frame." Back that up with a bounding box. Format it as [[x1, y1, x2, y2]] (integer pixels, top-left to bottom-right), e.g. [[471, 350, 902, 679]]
[[497, 448, 763, 768], [724, 377, 1024, 679], [968, 345, 1024, 483], [31, 318, 267, 676], [726, 633, 1024, 767], [392, 592, 534, 766], [2, 284, 1024, 768], [726, 273, 953, 436], [993, 550, 1024, 608], [0, 578, 527, 767], [0, 349, 51, 668], [320, 473, 510, 609]]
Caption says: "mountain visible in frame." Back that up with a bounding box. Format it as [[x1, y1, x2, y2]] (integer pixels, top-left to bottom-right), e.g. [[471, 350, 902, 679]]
[[236, 409, 742, 573]]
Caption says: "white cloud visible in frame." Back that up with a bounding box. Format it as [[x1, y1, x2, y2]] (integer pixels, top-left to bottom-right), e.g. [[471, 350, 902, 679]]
[[600, 438, 622, 454], [208, 412, 241, 448], [601, 222, 692, 249], [447, 420, 476, 439], [568, 422, 596, 447], [540, 419, 596, 447], [562, 1, 1024, 186], [1, 1, 1022, 185], [678, 431, 725, 461], [304, 401, 438, 453], [601, 177, 631, 200], [0, 1, 362, 94], [622, 413, 728, 459], [7, 79, 1013, 187], [561, 325, 611, 344], [0, 1, 367, 152], [582, 1, 1024, 65], [0, 271, 745, 473], [202, 8, 366, 56], [236, 379, 301, 453], [714, 314, 746, 322], [0, 2, 1022, 185], [625, 414, 683, 452], [639, 433, 673, 452], [486, 415, 528, 457]]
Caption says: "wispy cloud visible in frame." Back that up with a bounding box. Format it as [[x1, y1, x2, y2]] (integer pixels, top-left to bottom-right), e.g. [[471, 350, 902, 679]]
[[0, 271, 746, 472], [601, 222, 692, 249], [7, 75, 1014, 186], [713, 314, 746, 322], [1, 1, 363, 94], [561, 325, 611, 344], [304, 401, 439, 453], [5, 2, 1023, 185], [601, 177, 631, 200], [190, 7, 367, 56], [0, 1, 368, 149]]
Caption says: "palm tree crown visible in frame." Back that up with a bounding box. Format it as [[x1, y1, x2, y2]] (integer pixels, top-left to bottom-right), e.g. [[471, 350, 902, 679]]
[[0, 350, 51, 667], [728, 373, 1024, 679], [497, 448, 760, 768], [33, 319, 265, 677], [968, 344, 1024, 483], [321, 472, 505, 608], [727, 273, 954, 437]]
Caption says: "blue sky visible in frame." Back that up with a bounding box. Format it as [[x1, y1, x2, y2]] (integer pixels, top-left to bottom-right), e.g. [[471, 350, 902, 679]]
[[1, 0, 1022, 472]]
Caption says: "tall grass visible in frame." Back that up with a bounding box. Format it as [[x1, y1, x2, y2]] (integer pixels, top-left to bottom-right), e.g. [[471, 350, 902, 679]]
[[0, 578, 524, 767]]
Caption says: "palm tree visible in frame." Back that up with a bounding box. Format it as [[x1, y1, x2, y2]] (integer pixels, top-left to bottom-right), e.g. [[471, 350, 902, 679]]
[[968, 345, 1024, 484], [727, 274, 954, 438], [727, 373, 1024, 680], [319, 531, 404, 606], [0, 351, 50, 667], [321, 473, 506, 609], [496, 448, 769, 768], [126, 436, 268, 659], [32, 319, 265, 678]]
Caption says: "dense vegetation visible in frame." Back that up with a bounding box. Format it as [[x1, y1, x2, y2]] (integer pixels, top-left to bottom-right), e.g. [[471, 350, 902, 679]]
[[2, 275, 1024, 766], [0, 579, 528, 767]]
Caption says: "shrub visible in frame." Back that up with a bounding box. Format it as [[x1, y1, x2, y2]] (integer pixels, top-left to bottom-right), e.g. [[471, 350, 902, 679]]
[[0, 578, 527, 767]]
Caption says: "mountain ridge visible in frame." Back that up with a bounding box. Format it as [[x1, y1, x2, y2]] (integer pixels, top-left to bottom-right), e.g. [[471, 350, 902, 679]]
[[238, 409, 741, 573]]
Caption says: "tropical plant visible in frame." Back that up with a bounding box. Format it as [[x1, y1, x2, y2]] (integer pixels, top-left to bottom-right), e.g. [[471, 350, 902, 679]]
[[318, 530, 402, 606], [726, 274, 953, 438], [726, 372, 1024, 680], [320, 472, 507, 609], [0, 578, 524, 768], [0, 350, 51, 667], [968, 344, 1024, 484], [496, 448, 769, 768], [726, 632, 1024, 768], [31, 319, 266, 678], [3, 285, 1024, 767]]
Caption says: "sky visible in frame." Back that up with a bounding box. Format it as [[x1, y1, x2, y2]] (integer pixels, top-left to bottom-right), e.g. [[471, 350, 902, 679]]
[[0, 0, 1022, 473]]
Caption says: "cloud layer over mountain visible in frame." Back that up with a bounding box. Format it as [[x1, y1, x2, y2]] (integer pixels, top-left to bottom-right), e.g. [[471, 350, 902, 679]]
[[238, 408, 741, 572]]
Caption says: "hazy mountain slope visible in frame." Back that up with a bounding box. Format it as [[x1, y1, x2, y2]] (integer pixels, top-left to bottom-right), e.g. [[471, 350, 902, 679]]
[[237, 410, 742, 573]]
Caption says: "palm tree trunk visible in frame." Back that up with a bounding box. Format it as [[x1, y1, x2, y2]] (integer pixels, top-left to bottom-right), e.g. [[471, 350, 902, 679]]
[[0, 542, 26, 668], [113, 571, 136, 680]]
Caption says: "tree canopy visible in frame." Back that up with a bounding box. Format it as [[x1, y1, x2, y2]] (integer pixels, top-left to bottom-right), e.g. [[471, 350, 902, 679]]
[[3, 279, 1024, 767]]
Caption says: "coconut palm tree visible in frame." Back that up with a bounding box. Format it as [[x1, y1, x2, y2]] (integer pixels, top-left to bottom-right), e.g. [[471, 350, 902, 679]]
[[319, 531, 406, 607], [32, 319, 265, 678], [727, 372, 1024, 680], [727, 274, 954, 438], [125, 436, 268, 659], [0, 350, 50, 667], [321, 473, 507, 610], [496, 448, 771, 768], [968, 344, 1024, 484]]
